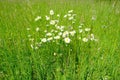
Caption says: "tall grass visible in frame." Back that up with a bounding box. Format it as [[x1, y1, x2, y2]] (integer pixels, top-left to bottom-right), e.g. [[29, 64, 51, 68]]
[[0, 0, 120, 80]]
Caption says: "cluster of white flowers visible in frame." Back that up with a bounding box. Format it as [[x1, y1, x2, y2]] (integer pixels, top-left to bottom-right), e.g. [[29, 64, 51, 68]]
[[64, 10, 76, 24], [27, 10, 98, 49]]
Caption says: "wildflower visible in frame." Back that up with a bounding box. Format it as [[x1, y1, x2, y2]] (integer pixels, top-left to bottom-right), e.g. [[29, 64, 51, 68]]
[[58, 26, 64, 31], [45, 16, 50, 20], [61, 26, 64, 29], [64, 37, 71, 43], [68, 14, 71, 17], [35, 46, 38, 50], [62, 31, 69, 38], [31, 44, 34, 49], [57, 14, 60, 17], [90, 34, 94, 41], [54, 36, 60, 40], [51, 29, 54, 32], [54, 52, 57, 56], [46, 33, 52, 36], [79, 29, 83, 33], [91, 16, 96, 20], [68, 10, 73, 13], [64, 15, 67, 18], [41, 38, 47, 43], [56, 26, 60, 29], [44, 30, 47, 33], [35, 16, 41, 21], [36, 27, 40, 32], [27, 28, 30, 31], [28, 35, 31, 38], [85, 28, 91, 32], [78, 37, 81, 40], [29, 38, 34, 42], [69, 30, 76, 36], [78, 26, 82, 28], [73, 14, 76, 17], [58, 32, 62, 36], [54, 30, 58, 33], [55, 20, 59, 23], [82, 37, 88, 42], [50, 20, 56, 25], [69, 16, 74, 20], [47, 37, 53, 41], [50, 10, 54, 15], [80, 23, 84, 26]]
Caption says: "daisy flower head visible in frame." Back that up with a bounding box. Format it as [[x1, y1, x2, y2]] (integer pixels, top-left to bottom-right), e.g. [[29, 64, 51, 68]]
[[27, 28, 30, 31], [58, 32, 62, 36], [79, 29, 83, 33], [35, 16, 41, 21], [70, 30, 76, 36], [78, 25, 82, 28], [68, 10, 73, 13], [45, 16, 50, 20], [47, 37, 53, 41], [57, 14, 60, 17], [54, 36, 60, 40], [82, 37, 88, 42], [68, 13, 72, 17], [64, 37, 71, 44], [85, 28, 91, 32], [50, 20, 56, 25], [64, 15, 67, 18], [41, 38, 47, 43], [36, 27, 40, 32], [50, 10, 54, 15], [69, 16, 74, 20], [46, 32, 52, 36], [62, 31, 69, 38], [91, 15, 96, 21]]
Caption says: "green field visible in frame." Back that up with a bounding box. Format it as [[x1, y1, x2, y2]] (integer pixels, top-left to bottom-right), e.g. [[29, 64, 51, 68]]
[[0, 0, 120, 80]]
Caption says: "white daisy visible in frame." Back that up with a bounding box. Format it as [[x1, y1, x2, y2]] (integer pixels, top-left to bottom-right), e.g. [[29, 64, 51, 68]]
[[50, 10, 54, 15], [30, 44, 34, 49], [69, 30, 76, 36], [62, 31, 69, 38], [47, 37, 53, 41], [54, 36, 60, 40], [79, 29, 83, 33], [41, 38, 47, 43], [50, 20, 56, 25], [78, 26, 82, 28], [82, 37, 88, 42], [68, 16, 74, 20], [64, 15, 67, 18], [58, 32, 62, 36], [64, 37, 71, 43], [85, 28, 91, 32], [68, 14, 71, 17], [27, 28, 30, 31], [57, 14, 60, 17], [68, 10, 73, 13], [36, 27, 40, 32], [35, 16, 41, 21], [46, 33, 52, 36], [45, 16, 50, 20], [91, 16, 96, 20]]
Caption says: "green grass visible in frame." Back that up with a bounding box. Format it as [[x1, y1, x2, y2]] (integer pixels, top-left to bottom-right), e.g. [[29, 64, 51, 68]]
[[0, 0, 120, 80]]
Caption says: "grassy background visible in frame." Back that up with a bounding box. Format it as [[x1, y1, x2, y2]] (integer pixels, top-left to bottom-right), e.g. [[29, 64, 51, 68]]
[[0, 0, 120, 80]]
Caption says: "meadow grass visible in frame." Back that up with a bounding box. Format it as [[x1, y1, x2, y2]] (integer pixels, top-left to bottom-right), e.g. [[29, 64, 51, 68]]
[[0, 0, 120, 80]]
